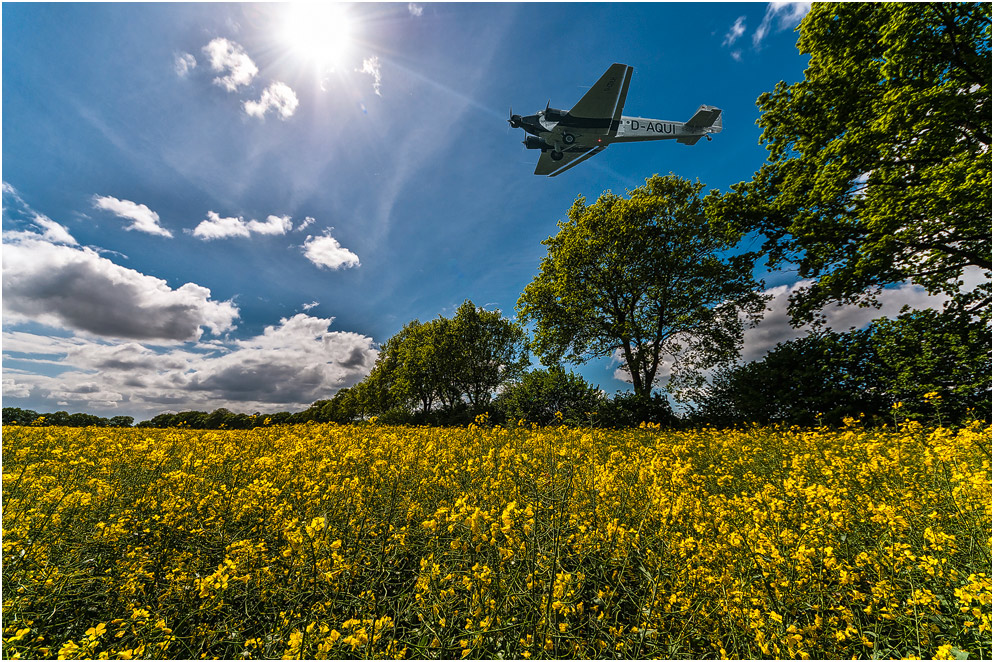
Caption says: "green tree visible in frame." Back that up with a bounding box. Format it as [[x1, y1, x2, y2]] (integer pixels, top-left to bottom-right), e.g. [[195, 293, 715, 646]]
[[517, 174, 767, 400], [346, 300, 528, 418], [868, 308, 991, 423], [494, 366, 603, 426], [694, 310, 991, 427], [693, 330, 887, 427], [449, 300, 530, 408], [717, 3, 991, 325]]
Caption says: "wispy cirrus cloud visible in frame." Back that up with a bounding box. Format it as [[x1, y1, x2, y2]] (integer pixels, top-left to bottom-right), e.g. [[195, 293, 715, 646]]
[[753, 2, 810, 48], [358, 56, 382, 96], [723, 16, 747, 47], [93, 195, 173, 238], [408, 3, 424, 17], [720, 2, 810, 60]]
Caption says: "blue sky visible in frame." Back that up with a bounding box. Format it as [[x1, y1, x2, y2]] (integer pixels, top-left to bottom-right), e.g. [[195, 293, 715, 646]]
[[2, 2, 951, 420]]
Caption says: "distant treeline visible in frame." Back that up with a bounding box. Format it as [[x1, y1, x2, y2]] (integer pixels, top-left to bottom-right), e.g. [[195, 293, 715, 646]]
[[4, 307, 989, 431], [2, 409, 135, 428]]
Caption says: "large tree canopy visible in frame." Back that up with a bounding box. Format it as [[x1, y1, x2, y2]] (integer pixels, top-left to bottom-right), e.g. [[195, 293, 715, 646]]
[[716, 3, 991, 325], [517, 174, 767, 400]]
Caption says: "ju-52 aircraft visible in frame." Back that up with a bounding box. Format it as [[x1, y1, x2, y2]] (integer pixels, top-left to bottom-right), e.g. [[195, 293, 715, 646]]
[[508, 63, 722, 176]]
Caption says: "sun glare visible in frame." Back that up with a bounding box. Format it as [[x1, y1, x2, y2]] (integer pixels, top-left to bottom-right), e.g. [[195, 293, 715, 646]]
[[281, 3, 354, 70]]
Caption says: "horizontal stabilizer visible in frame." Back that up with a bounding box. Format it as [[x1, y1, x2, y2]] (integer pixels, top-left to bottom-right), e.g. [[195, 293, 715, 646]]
[[676, 135, 703, 146], [685, 105, 722, 131]]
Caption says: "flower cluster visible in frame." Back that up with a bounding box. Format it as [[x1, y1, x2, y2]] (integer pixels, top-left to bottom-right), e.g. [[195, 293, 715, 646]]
[[2, 421, 990, 659]]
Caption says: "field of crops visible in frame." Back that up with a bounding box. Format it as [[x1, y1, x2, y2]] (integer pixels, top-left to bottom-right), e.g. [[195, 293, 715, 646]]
[[2, 421, 991, 660]]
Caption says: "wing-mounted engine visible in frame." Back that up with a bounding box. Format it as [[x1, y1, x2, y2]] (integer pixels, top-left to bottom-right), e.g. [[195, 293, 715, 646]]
[[522, 136, 550, 150]]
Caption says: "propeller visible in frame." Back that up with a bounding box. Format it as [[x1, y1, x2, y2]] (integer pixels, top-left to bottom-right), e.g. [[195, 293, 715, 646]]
[[507, 107, 523, 129]]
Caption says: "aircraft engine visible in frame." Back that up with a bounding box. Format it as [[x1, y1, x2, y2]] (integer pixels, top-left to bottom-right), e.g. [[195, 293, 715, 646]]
[[543, 104, 568, 121], [522, 136, 550, 150]]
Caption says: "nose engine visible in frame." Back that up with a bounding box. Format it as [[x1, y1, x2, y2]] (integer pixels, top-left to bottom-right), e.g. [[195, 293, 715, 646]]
[[507, 108, 524, 128]]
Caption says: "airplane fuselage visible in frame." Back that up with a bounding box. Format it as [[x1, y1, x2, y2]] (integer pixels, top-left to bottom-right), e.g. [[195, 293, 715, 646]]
[[514, 110, 714, 151]]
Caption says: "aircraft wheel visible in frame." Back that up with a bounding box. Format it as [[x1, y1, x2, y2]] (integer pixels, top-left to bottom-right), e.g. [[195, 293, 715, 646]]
[[551, 151, 564, 161], [563, 133, 576, 145]]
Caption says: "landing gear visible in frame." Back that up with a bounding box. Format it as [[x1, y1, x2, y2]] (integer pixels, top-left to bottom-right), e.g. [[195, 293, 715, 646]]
[[550, 150, 565, 161]]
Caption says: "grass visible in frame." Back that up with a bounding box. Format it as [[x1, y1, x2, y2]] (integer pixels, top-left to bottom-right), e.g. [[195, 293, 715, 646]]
[[2, 420, 991, 659]]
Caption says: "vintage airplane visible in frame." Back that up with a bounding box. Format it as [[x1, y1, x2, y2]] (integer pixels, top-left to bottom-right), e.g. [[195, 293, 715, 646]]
[[508, 63, 722, 176]]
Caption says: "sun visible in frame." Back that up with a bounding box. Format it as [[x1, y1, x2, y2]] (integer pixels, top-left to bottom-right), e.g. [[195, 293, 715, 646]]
[[280, 3, 355, 70]]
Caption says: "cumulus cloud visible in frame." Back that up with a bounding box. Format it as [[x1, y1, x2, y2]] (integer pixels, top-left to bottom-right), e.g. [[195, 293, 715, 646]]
[[302, 233, 360, 270], [2, 315, 378, 417], [244, 81, 299, 120], [358, 56, 382, 96], [174, 52, 197, 77], [295, 216, 316, 232], [202, 37, 258, 91], [249, 214, 293, 235], [191, 211, 294, 240], [32, 214, 78, 245], [191, 211, 251, 240], [93, 195, 173, 238], [739, 279, 951, 363], [408, 3, 424, 17], [753, 2, 810, 48], [609, 279, 953, 388], [2, 233, 238, 342]]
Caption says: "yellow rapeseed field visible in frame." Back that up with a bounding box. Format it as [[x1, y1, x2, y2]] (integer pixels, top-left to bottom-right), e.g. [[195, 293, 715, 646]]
[[2, 420, 991, 659]]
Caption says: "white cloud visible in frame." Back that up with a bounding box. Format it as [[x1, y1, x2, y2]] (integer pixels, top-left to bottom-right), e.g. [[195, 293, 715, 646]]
[[2, 181, 77, 245], [244, 81, 299, 120], [358, 56, 382, 96], [248, 214, 293, 235], [31, 214, 78, 245], [174, 52, 197, 77], [191, 211, 295, 240], [2, 233, 238, 342], [302, 301, 320, 311], [723, 16, 747, 47], [302, 233, 360, 270], [408, 3, 424, 17], [93, 195, 173, 238], [609, 278, 954, 388], [753, 2, 811, 48], [295, 216, 316, 232], [2, 315, 378, 417], [202, 37, 258, 91], [192, 211, 251, 240]]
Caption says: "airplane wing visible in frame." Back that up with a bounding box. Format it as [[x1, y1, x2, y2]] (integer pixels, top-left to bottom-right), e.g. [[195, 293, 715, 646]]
[[534, 146, 606, 177], [556, 63, 633, 137]]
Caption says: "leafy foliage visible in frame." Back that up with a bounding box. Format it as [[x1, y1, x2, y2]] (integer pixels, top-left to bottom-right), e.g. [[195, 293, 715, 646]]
[[2, 407, 133, 428], [517, 174, 767, 399], [714, 3, 992, 325], [693, 309, 991, 427], [333, 300, 529, 423], [493, 367, 604, 426]]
